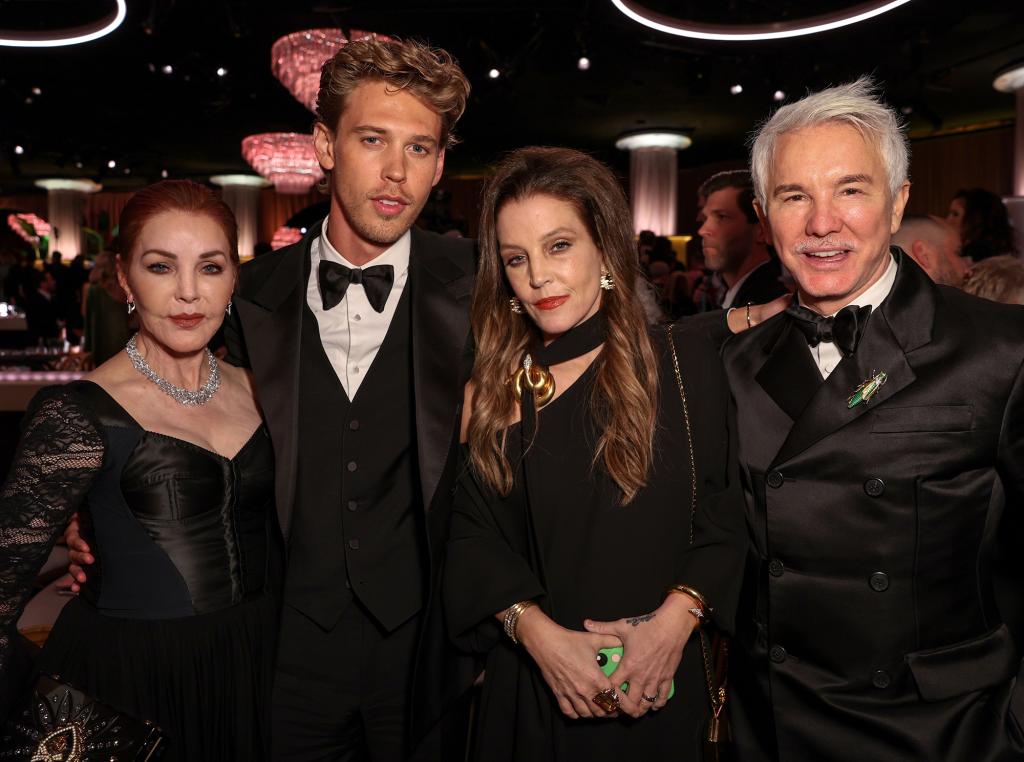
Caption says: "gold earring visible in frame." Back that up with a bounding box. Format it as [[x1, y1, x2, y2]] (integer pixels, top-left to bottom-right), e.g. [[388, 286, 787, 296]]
[[509, 297, 524, 314], [600, 269, 614, 291]]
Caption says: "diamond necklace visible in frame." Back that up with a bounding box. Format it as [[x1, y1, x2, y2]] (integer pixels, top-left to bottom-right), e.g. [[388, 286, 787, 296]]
[[125, 333, 220, 406]]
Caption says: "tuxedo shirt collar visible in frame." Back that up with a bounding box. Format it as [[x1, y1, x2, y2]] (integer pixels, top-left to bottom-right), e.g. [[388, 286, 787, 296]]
[[318, 218, 411, 277]]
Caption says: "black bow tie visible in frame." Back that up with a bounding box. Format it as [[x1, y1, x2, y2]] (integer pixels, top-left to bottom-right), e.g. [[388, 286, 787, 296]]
[[785, 302, 872, 356], [318, 260, 394, 313]]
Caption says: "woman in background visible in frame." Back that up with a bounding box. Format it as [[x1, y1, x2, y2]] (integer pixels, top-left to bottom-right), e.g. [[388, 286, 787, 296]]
[[946, 188, 1017, 261]]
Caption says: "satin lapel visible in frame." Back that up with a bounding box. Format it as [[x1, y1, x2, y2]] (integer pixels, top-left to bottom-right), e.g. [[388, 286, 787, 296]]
[[236, 232, 314, 539], [772, 250, 934, 467], [410, 228, 474, 513], [755, 319, 824, 422]]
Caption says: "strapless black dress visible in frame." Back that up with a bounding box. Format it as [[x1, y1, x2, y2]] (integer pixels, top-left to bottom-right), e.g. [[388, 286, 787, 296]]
[[0, 380, 279, 761]]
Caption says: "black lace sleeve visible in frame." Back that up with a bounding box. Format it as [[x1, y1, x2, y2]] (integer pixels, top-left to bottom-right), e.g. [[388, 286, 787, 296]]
[[0, 386, 104, 685]]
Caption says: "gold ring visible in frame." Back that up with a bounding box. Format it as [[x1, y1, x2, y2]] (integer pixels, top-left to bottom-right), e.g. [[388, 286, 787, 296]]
[[592, 687, 620, 713]]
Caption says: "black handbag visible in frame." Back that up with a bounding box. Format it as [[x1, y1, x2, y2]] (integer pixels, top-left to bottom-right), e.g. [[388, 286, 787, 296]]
[[0, 674, 165, 761]]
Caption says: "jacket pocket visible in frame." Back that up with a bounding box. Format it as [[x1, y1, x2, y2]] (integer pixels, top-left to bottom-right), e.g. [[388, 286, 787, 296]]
[[906, 623, 1017, 701], [871, 405, 973, 434]]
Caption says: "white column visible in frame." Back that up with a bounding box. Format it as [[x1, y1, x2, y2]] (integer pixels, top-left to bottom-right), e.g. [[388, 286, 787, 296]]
[[34, 179, 102, 261], [211, 174, 271, 261], [615, 131, 691, 236], [994, 65, 1024, 245]]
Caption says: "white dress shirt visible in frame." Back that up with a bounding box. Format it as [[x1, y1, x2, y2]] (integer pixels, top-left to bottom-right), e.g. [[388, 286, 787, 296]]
[[305, 220, 411, 398], [806, 254, 898, 379]]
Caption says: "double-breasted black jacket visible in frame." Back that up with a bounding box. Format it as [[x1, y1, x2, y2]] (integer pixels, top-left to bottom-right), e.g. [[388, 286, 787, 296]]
[[223, 223, 478, 739], [709, 251, 1024, 761]]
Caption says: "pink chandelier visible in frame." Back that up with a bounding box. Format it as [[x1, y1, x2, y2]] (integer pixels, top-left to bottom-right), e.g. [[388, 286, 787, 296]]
[[241, 133, 324, 194], [271, 28, 391, 113]]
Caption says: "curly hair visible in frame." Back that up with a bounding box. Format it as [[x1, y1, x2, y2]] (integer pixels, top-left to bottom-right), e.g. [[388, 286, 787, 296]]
[[317, 37, 470, 149], [468, 147, 659, 505]]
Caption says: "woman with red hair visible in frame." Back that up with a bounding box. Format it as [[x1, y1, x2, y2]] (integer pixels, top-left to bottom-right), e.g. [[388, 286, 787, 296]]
[[0, 180, 275, 761]]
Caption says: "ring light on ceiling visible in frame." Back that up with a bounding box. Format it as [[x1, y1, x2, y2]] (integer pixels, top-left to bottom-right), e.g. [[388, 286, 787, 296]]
[[609, 0, 913, 42]]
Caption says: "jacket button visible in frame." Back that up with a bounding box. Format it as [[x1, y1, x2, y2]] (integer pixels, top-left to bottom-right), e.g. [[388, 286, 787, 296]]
[[347, 461, 358, 472], [347, 500, 358, 512], [864, 478, 885, 497], [766, 471, 784, 489], [768, 559, 785, 577], [769, 645, 787, 663], [871, 670, 891, 689], [348, 539, 360, 550], [869, 572, 889, 592], [349, 419, 360, 431]]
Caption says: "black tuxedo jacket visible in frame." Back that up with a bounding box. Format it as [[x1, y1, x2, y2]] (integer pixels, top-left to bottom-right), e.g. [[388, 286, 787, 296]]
[[728, 258, 789, 309], [710, 251, 1024, 761], [223, 223, 478, 738]]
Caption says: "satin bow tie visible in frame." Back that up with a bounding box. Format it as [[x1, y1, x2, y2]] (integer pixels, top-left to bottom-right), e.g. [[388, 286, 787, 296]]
[[318, 260, 394, 313], [785, 302, 872, 357]]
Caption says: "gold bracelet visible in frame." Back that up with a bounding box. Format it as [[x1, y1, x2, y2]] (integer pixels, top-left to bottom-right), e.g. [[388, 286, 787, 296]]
[[503, 600, 536, 645], [666, 584, 712, 626]]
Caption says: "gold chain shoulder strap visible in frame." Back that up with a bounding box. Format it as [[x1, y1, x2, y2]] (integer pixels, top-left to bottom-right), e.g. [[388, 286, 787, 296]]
[[664, 324, 729, 738]]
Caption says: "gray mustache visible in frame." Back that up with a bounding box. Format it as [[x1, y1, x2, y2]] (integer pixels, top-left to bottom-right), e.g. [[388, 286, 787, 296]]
[[794, 240, 855, 254]]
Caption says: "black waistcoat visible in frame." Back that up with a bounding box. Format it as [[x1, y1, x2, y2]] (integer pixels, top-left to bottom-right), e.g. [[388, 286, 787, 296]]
[[285, 282, 427, 633]]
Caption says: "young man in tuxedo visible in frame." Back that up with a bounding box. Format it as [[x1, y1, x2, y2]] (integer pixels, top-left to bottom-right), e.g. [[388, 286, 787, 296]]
[[229, 39, 475, 760], [706, 77, 1024, 760]]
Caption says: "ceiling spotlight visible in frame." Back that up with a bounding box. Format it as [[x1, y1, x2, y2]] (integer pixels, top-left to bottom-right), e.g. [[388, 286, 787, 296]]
[[107, 159, 116, 169], [577, 56, 591, 71], [773, 90, 786, 101], [730, 84, 743, 95], [24, 96, 32, 104], [900, 105, 913, 115], [160, 169, 169, 178], [162, 64, 173, 75], [31, 86, 41, 95], [216, 67, 228, 77], [488, 68, 500, 79], [147, 62, 155, 73], [300, 227, 308, 235], [74, 161, 83, 169], [14, 145, 24, 155]]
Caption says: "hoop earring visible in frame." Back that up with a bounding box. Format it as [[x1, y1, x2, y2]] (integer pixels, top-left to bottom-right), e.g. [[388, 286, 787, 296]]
[[600, 268, 615, 291], [226, 300, 233, 316], [127, 299, 136, 315], [509, 297, 524, 314]]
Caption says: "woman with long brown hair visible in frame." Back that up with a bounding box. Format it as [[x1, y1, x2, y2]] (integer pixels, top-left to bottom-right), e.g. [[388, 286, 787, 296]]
[[444, 147, 746, 760]]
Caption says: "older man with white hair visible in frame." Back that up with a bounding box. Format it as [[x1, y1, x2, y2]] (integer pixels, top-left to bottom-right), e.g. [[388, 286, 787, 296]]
[[709, 76, 1024, 761]]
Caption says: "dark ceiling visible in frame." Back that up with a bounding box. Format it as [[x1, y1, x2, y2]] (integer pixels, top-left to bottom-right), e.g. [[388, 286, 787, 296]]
[[0, 0, 1022, 193]]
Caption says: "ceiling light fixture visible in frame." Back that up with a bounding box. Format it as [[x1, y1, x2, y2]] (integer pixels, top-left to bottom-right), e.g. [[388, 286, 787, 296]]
[[488, 68, 501, 79], [272, 29, 390, 113], [615, 131, 692, 151], [31, 87, 41, 96], [161, 169, 169, 178], [241, 133, 325, 194], [993, 61, 1024, 93], [107, 160, 116, 169], [578, 56, 591, 71], [35, 179, 101, 193], [773, 90, 786, 101], [216, 67, 228, 77], [14, 145, 24, 155], [162, 64, 173, 75], [0, 0, 126, 47], [730, 84, 743, 95], [609, 0, 913, 42]]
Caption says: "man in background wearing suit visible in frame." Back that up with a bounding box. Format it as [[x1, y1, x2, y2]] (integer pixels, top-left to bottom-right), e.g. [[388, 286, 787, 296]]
[[697, 169, 789, 311], [226, 38, 475, 760], [714, 77, 1024, 761]]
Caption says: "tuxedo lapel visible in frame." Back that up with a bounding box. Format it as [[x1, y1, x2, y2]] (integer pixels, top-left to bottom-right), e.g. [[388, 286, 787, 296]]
[[236, 231, 316, 538], [755, 318, 824, 422], [409, 228, 474, 514], [772, 250, 934, 467]]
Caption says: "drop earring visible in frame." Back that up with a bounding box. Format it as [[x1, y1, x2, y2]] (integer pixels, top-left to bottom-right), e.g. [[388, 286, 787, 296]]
[[509, 297, 524, 314], [127, 298, 136, 315], [599, 268, 614, 291], [226, 300, 233, 316]]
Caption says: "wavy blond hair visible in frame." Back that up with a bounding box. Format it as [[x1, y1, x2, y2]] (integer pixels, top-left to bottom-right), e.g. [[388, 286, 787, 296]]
[[469, 147, 659, 505]]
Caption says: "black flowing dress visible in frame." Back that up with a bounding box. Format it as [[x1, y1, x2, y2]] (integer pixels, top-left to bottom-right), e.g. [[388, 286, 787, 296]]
[[0, 380, 279, 761], [444, 325, 747, 762]]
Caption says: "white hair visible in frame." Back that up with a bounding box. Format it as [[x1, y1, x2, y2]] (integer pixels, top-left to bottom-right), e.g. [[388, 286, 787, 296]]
[[749, 75, 909, 209]]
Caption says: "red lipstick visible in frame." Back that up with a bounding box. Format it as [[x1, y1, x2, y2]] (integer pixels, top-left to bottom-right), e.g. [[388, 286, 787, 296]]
[[535, 296, 569, 311], [169, 313, 204, 329]]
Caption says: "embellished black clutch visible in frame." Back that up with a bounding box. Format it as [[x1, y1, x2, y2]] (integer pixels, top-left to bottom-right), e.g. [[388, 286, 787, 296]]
[[0, 674, 165, 761]]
